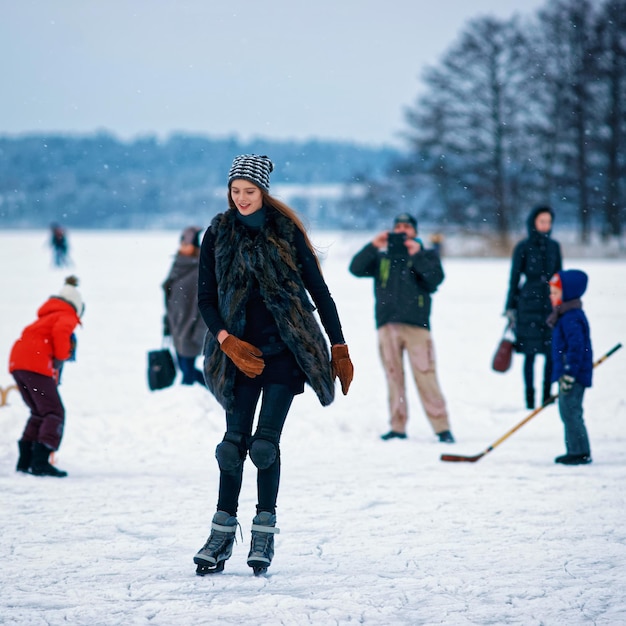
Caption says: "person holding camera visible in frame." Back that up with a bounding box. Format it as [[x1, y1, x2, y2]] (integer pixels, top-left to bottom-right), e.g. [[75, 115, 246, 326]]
[[349, 213, 454, 443]]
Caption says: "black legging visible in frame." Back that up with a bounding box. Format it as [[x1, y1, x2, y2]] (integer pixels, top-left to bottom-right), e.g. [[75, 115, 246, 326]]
[[217, 382, 294, 517], [523, 352, 553, 400]]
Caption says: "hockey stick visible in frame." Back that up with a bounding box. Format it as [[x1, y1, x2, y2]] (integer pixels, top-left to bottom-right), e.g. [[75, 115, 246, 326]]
[[441, 343, 622, 463], [0, 384, 18, 407]]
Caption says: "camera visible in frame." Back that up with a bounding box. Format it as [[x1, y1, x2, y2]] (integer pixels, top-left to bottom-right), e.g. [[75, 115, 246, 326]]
[[387, 232, 407, 257]]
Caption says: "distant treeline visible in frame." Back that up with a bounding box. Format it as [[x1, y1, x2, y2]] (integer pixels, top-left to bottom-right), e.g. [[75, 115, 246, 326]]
[[0, 133, 399, 229], [3, 0, 624, 241]]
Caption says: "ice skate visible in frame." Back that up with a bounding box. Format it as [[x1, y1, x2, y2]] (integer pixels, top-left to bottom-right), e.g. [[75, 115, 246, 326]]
[[194, 511, 239, 575], [247, 511, 280, 576]]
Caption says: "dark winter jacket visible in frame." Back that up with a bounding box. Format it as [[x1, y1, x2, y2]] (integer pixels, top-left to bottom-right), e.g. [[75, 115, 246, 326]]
[[162, 253, 207, 357], [349, 241, 444, 330], [505, 207, 562, 355], [198, 207, 344, 411], [549, 270, 593, 387], [9, 297, 80, 379]]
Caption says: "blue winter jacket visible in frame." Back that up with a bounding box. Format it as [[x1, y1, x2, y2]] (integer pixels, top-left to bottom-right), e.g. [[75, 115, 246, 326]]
[[550, 270, 593, 387]]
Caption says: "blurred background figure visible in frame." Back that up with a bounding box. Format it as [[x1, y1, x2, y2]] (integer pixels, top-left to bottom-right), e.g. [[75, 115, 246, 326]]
[[349, 213, 454, 444], [504, 206, 562, 409], [50, 223, 70, 267], [429, 232, 444, 257], [162, 226, 207, 386], [9, 275, 83, 477]]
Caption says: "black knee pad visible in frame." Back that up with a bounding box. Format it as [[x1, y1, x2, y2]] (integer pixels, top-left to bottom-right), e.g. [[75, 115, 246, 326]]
[[249, 438, 278, 470], [215, 432, 247, 472]]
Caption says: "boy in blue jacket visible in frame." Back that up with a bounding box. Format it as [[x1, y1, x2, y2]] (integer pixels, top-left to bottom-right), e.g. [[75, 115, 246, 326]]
[[547, 269, 593, 465]]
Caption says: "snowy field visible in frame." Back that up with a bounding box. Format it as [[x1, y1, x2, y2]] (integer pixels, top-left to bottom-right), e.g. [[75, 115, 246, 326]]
[[1, 230, 625, 626]]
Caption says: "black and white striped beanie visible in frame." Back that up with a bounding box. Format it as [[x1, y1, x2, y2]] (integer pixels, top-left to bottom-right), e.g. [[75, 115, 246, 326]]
[[227, 154, 274, 192]]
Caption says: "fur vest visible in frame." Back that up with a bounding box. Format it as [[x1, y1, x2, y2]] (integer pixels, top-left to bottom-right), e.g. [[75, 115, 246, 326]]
[[203, 208, 334, 410]]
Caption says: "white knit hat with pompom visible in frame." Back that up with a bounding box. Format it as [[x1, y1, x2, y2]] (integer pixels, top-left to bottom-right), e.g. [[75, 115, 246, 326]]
[[57, 275, 84, 316]]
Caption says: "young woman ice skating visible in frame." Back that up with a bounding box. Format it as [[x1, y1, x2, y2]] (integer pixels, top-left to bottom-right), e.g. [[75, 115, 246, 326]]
[[193, 154, 353, 575]]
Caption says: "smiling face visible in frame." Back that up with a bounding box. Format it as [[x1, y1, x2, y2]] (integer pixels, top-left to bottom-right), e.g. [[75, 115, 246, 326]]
[[230, 179, 264, 215]]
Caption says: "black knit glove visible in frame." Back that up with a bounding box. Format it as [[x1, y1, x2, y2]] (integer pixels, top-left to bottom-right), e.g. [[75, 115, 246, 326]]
[[68, 333, 77, 361]]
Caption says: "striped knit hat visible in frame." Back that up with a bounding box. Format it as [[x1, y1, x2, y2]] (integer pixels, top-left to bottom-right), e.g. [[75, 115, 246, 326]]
[[227, 154, 274, 192]]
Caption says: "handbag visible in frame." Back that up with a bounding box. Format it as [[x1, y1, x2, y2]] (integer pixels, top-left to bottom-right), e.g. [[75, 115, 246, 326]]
[[147, 346, 177, 390], [491, 323, 515, 373]]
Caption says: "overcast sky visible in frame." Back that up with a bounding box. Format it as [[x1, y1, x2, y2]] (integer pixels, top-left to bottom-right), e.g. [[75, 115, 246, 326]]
[[1, 0, 547, 147]]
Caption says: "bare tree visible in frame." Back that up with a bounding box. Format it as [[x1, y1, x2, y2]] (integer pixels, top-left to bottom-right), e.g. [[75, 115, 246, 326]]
[[516, 9, 572, 210], [537, 0, 600, 242], [594, 0, 626, 239], [401, 16, 530, 245]]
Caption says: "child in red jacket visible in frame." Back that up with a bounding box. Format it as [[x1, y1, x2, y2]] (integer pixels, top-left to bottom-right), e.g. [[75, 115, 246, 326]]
[[9, 276, 84, 477]]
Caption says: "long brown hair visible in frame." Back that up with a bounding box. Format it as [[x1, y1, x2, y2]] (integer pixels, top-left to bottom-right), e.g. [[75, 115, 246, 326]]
[[227, 188, 322, 271]]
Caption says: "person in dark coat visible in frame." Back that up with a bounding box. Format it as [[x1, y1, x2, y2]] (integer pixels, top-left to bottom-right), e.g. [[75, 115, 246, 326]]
[[50, 223, 70, 267], [193, 154, 353, 576], [504, 206, 562, 408], [9, 276, 83, 477], [547, 269, 593, 465], [349, 213, 454, 444], [162, 226, 207, 386]]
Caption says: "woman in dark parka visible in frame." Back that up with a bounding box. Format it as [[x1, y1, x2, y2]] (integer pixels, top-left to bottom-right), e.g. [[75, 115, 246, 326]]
[[504, 206, 562, 408], [162, 226, 207, 386]]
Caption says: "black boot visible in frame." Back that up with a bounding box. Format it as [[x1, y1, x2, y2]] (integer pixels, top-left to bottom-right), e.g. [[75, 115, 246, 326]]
[[555, 453, 592, 465], [542, 381, 552, 405], [30, 442, 68, 477], [525, 388, 535, 410], [16, 439, 32, 473], [437, 430, 455, 443]]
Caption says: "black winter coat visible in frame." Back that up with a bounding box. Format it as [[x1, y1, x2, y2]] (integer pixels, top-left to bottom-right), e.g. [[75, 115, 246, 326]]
[[505, 207, 562, 355], [349, 242, 444, 330]]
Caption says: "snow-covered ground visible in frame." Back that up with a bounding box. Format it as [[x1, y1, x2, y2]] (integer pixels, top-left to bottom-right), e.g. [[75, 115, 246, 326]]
[[1, 230, 624, 626]]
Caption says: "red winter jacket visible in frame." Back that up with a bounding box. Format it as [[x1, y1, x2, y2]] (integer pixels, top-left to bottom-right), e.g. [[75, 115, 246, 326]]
[[9, 297, 80, 379]]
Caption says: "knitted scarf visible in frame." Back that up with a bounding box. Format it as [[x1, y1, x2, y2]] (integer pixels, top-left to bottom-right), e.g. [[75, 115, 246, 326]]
[[546, 298, 582, 329]]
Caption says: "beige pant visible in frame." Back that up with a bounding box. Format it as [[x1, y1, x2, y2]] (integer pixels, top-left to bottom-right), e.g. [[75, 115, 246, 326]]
[[378, 323, 450, 435]]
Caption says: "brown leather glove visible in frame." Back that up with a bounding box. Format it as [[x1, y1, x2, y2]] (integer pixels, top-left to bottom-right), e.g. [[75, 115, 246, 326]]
[[331, 344, 353, 395], [220, 335, 265, 378]]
